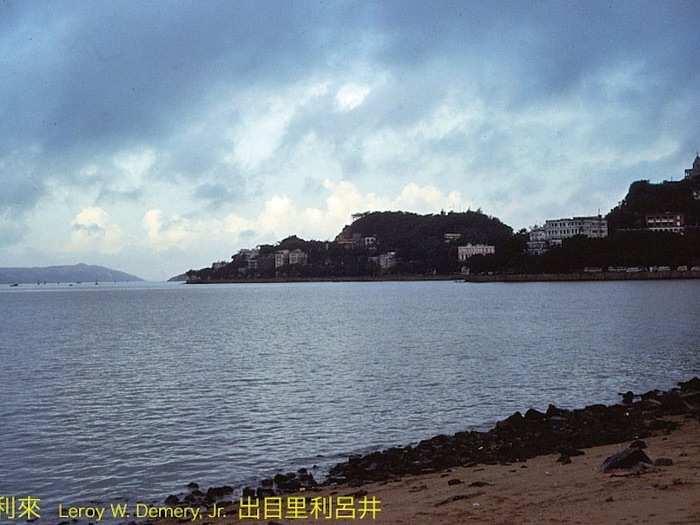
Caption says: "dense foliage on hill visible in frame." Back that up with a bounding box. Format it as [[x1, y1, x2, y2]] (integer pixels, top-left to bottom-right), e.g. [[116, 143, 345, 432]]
[[187, 210, 516, 280], [348, 211, 512, 245], [607, 179, 700, 231], [469, 231, 700, 275]]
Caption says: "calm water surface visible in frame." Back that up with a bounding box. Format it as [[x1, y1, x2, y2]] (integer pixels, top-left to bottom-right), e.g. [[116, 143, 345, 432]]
[[1, 280, 699, 518]]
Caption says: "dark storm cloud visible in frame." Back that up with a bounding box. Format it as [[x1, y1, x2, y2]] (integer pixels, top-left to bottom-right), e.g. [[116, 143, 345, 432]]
[[193, 181, 244, 209], [1, 1, 370, 153], [1, 0, 699, 253]]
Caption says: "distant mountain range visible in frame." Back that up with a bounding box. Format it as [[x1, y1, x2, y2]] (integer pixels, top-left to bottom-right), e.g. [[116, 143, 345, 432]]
[[0, 263, 143, 284]]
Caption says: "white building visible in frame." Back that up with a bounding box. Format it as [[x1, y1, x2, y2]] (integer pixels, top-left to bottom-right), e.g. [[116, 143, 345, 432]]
[[362, 236, 377, 249], [378, 251, 397, 269], [288, 249, 308, 265], [526, 226, 547, 255], [645, 213, 685, 233], [544, 216, 608, 245], [457, 243, 496, 261], [274, 250, 289, 268], [443, 233, 462, 243]]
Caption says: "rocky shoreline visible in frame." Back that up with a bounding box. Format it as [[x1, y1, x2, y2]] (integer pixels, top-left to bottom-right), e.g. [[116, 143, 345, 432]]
[[161, 377, 700, 511]]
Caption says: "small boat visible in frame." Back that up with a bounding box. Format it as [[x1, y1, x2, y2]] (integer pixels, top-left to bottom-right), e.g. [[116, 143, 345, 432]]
[[9, 283, 19, 287]]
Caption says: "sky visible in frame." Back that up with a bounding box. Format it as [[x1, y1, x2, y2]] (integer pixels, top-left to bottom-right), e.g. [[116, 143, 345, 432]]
[[1, 1, 699, 280]]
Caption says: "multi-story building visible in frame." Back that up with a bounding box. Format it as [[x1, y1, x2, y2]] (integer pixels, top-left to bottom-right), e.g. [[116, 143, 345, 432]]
[[457, 243, 496, 261], [443, 233, 462, 243], [645, 213, 685, 233], [211, 261, 228, 270], [362, 236, 377, 249], [544, 215, 608, 246], [684, 153, 700, 182], [378, 251, 397, 270], [288, 249, 308, 265], [274, 250, 289, 268], [526, 226, 547, 255], [234, 248, 259, 270]]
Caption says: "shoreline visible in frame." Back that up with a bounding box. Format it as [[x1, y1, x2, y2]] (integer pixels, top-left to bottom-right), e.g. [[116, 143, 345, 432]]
[[146, 377, 700, 524], [153, 420, 700, 524], [185, 275, 462, 284], [186, 271, 700, 284]]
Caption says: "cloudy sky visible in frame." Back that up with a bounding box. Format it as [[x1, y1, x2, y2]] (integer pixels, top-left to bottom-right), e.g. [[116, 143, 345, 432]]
[[1, 1, 699, 280]]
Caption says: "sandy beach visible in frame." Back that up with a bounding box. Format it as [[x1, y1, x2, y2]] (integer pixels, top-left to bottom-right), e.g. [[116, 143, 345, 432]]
[[150, 413, 700, 524]]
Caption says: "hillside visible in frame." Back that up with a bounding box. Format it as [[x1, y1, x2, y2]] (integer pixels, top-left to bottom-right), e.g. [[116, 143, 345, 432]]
[[0, 263, 143, 283], [607, 170, 700, 232], [346, 210, 512, 249], [186, 210, 516, 280]]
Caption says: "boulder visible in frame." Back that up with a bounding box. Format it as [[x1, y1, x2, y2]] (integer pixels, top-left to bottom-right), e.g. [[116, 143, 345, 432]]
[[679, 377, 700, 392], [600, 448, 652, 473]]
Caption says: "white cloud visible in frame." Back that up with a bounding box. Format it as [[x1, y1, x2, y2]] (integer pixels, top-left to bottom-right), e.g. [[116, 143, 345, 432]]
[[142, 209, 197, 250], [68, 207, 124, 254], [227, 81, 332, 170], [220, 179, 471, 243], [335, 83, 371, 111]]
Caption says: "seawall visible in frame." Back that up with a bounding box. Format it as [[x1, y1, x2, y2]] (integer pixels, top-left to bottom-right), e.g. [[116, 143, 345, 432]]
[[465, 270, 700, 283]]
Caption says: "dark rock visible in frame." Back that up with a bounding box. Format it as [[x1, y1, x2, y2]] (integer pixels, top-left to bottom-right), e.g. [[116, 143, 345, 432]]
[[629, 440, 647, 449], [257, 487, 276, 499], [601, 448, 652, 473], [679, 377, 700, 392], [468, 481, 493, 487], [164, 495, 179, 505], [654, 457, 673, 466], [435, 491, 485, 506], [605, 496, 614, 502], [557, 454, 572, 464], [559, 447, 585, 457], [620, 391, 634, 404], [496, 411, 525, 431], [641, 389, 662, 401], [206, 485, 233, 500], [183, 493, 200, 505], [261, 478, 273, 487], [242, 487, 256, 498], [324, 379, 694, 487], [545, 404, 570, 418], [524, 408, 546, 422], [447, 478, 463, 486], [273, 472, 303, 492], [186, 482, 199, 490]]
